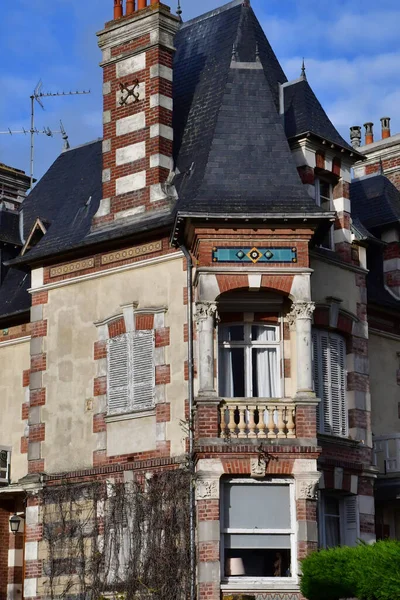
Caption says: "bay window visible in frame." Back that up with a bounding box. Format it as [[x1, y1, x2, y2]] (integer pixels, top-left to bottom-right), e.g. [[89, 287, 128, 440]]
[[221, 479, 296, 581], [315, 178, 334, 250], [218, 323, 281, 398]]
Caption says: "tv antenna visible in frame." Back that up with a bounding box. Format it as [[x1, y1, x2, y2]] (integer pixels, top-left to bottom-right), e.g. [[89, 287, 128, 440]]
[[0, 80, 90, 188]]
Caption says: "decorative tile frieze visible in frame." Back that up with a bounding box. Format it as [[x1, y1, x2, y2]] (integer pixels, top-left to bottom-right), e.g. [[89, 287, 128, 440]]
[[212, 246, 297, 264], [101, 240, 162, 265], [49, 258, 95, 278]]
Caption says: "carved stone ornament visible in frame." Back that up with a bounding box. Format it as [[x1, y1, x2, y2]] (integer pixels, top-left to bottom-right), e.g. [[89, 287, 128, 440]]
[[296, 478, 319, 500], [195, 478, 219, 500], [251, 457, 266, 479], [287, 301, 315, 329], [195, 302, 219, 325]]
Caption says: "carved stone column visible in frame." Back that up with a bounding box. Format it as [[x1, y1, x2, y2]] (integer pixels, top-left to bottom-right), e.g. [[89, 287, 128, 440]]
[[288, 301, 315, 396], [195, 302, 218, 395]]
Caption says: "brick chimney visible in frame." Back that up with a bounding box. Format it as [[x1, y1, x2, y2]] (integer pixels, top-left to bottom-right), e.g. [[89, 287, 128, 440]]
[[381, 117, 391, 140], [364, 122, 374, 145], [93, 1, 180, 228]]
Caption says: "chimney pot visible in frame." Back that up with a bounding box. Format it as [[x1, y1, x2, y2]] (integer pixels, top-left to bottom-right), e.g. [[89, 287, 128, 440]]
[[126, 0, 135, 14], [138, 0, 147, 8], [364, 122, 374, 145], [350, 125, 362, 149], [381, 117, 391, 140], [114, 0, 123, 19]]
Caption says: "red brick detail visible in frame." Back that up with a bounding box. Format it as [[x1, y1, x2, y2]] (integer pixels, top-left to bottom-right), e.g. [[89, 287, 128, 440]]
[[261, 275, 294, 295], [221, 458, 251, 474], [283, 322, 290, 341], [298, 541, 318, 559], [347, 372, 369, 392], [156, 403, 171, 423], [197, 499, 219, 521], [296, 499, 317, 521], [155, 365, 170, 385], [216, 274, 249, 294], [30, 353, 46, 373], [22, 369, 30, 387], [196, 403, 219, 439], [7, 565, 23, 584], [30, 388, 46, 407], [31, 320, 47, 338], [297, 165, 315, 185], [254, 312, 280, 323], [184, 360, 197, 381], [314, 306, 330, 327], [93, 450, 107, 467], [135, 313, 155, 330], [198, 582, 220, 600], [357, 303, 367, 322], [348, 336, 368, 356], [335, 241, 352, 263], [333, 181, 350, 200], [358, 477, 374, 496], [155, 327, 170, 347], [348, 409, 370, 430], [359, 513, 375, 534], [108, 317, 126, 338], [183, 287, 188, 306], [20, 437, 28, 454], [25, 524, 43, 542], [284, 358, 291, 378], [31, 291, 48, 306], [29, 424, 45, 443], [332, 158, 341, 177], [93, 413, 106, 433], [199, 541, 219, 562], [334, 212, 351, 231], [183, 323, 197, 342], [295, 405, 317, 438], [94, 376, 107, 396], [24, 559, 42, 578], [94, 340, 107, 360], [21, 402, 29, 420], [384, 242, 400, 260], [337, 313, 353, 334], [28, 459, 45, 474], [315, 151, 325, 169], [0, 507, 10, 600]]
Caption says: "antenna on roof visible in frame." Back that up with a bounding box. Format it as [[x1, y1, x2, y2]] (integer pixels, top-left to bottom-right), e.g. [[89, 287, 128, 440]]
[[301, 58, 307, 80], [177, 0, 182, 20]]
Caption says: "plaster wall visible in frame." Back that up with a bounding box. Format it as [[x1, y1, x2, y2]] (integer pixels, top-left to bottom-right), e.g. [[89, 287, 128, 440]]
[[0, 339, 30, 483], [41, 256, 187, 473], [369, 332, 400, 435], [310, 257, 360, 316]]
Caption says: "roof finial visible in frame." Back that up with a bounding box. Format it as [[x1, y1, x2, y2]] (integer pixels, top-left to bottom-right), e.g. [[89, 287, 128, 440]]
[[177, 0, 182, 20], [301, 57, 307, 79]]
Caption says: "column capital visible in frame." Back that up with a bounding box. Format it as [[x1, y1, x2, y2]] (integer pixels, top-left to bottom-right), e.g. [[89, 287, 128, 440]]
[[195, 301, 219, 326], [288, 301, 315, 329]]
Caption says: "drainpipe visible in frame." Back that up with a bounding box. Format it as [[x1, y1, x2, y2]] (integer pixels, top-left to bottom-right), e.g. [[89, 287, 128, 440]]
[[180, 244, 196, 600], [19, 208, 26, 245]]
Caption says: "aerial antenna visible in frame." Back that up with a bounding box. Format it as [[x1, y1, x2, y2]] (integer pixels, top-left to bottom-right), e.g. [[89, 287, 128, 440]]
[[177, 0, 182, 19]]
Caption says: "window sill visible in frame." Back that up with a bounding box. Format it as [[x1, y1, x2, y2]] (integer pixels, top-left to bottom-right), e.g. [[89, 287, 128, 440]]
[[221, 577, 299, 592], [105, 408, 156, 423], [317, 433, 362, 448]]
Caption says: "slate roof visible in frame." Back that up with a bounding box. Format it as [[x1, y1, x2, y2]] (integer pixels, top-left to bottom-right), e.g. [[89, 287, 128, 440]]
[[173, 1, 326, 216], [351, 175, 400, 231], [0, 208, 22, 246], [0, 267, 30, 321]]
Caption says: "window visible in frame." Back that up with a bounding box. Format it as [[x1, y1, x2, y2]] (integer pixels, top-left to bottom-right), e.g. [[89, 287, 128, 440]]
[[218, 323, 281, 398], [107, 330, 155, 415], [0, 448, 10, 484], [221, 479, 296, 581], [319, 493, 359, 548], [315, 178, 334, 250], [312, 330, 347, 437]]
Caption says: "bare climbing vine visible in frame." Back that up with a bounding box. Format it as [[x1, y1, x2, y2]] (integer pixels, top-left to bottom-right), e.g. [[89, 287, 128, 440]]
[[40, 469, 191, 600]]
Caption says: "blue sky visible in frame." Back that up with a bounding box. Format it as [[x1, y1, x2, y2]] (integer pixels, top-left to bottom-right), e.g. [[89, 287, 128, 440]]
[[1, 0, 400, 183]]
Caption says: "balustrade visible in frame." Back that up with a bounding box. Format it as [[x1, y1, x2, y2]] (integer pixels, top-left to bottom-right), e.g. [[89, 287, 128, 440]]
[[373, 434, 400, 474], [220, 400, 296, 440]]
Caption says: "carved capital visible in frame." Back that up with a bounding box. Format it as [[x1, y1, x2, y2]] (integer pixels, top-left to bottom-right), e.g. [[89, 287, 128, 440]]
[[195, 478, 219, 500], [287, 301, 315, 329], [295, 472, 321, 500], [195, 302, 219, 326]]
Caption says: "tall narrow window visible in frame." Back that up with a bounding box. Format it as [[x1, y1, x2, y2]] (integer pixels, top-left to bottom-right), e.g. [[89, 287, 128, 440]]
[[107, 330, 155, 415], [315, 178, 334, 250], [319, 493, 359, 548], [312, 330, 347, 436], [0, 448, 10, 484], [218, 323, 281, 398]]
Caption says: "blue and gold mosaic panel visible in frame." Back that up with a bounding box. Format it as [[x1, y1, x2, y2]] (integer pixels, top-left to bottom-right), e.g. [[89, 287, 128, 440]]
[[212, 246, 297, 264]]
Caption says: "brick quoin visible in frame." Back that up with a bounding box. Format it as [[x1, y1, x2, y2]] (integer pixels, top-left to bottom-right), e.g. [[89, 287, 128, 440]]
[[30, 353, 46, 373], [31, 291, 48, 306], [156, 403, 171, 423], [0, 506, 11, 600], [31, 320, 47, 338], [28, 459, 45, 474], [155, 327, 170, 347], [198, 541, 219, 562], [135, 314, 155, 331], [29, 424, 45, 443], [195, 404, 219, 439], [94, 376, 107, 396], [155, 364, 170, 385], [94, 340, 107, 360], [30, 389, 46, 407], [93, 413, 107, 433], [108, 317, 126, 338], [22, 369, 30, 387], [21, 403, 29, 420], [295, 405, 317, 438], [197, 499, 219, 522]]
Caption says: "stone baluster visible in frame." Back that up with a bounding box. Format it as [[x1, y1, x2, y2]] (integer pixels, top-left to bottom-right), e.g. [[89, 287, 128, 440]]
[[227, 405, 236, 438], [286, 406, 296, 438], [258, 406, 267, 438], [247, 405, 257, 438], [277, 406, 286, 438], [238, 407, 247, 438], [267, 406, 276, 438]]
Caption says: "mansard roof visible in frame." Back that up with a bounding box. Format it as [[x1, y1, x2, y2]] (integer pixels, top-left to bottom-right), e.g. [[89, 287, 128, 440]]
[[283, 78, 354, 153], [0, 208, 22, 246], [351, 174, 400, 231], [173, 0, 324, 216]]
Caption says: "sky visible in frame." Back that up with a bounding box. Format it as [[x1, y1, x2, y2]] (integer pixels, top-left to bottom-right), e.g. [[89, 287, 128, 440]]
[[1, 0, 400, 184]]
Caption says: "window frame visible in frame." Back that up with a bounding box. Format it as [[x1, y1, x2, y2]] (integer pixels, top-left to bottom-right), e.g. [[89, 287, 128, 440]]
[[220, 478, 297, 587], [312, 329, 348, 437], [315, 178, 334, 250], [318, 492, 359, 549], [218, 321, 283, 399], [0, 447, 11, 484]]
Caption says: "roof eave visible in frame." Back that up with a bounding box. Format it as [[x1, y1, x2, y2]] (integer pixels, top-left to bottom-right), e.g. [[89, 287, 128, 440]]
[[288, 131, 365, 161]]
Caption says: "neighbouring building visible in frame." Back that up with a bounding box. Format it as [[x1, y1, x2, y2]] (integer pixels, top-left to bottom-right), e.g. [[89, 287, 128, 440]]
[[0, 1, 398, 599]]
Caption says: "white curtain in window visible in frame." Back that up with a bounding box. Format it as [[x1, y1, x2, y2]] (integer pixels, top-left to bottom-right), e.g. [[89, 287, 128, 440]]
[[219, 348, 234, 397], [255, 327, 278, 398]]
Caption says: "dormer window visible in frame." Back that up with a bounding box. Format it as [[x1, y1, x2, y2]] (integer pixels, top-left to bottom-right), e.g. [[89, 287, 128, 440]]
[[315, 178, 334, 250], [0, 448, 11, 484]]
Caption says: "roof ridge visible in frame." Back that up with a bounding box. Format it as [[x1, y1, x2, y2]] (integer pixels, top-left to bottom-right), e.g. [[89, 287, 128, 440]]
[[180, 0, 243, 29], [63, 138, 102, 153]]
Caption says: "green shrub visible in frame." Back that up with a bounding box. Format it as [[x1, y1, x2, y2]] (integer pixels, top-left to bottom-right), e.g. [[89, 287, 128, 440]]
[[300, 540, 400, 600]]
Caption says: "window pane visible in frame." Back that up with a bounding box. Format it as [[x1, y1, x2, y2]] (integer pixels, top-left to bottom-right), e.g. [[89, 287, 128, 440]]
[[325, 496, 340, 516], [252, 348, 278, 398], [252, 325, 277, 342], [0, 451, 7, 470], [219, 348, 245, 397], [225, 534, 291, 549], [319, 181, 331, 199], [225, 548, 291, 577], [220, 325, 244, 342], [223, 484, 291, 529], [325, 516, 341, 548]]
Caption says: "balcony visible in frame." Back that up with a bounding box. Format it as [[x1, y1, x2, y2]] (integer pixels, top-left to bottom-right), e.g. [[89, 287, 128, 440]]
[[373, 434, 400, 475], [219, 399, 296, 440]]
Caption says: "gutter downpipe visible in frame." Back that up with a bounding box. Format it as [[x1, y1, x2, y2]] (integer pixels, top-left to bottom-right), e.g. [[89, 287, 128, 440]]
[[180, 244, 196, 600]]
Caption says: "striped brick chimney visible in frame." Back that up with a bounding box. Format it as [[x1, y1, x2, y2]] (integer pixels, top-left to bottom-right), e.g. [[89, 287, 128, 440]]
[[94, 1, 180, 228]]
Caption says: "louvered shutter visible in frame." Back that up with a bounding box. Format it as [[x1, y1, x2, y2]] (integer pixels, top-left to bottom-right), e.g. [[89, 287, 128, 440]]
[[320, 332, 331, 435], [131, 330, 155, 411], [344, 496, 359, 547], [107, 334, 130, 414], [338, 336, 348, 436], [312, 332, 322, 432], [329, 334, 347, 436]]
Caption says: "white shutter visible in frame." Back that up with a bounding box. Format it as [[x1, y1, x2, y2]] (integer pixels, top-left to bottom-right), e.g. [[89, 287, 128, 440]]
[[312, 332, 322, 432], [107, 334, 130, 415], [320, 332, 331, 435], [0, 449, 10, 483], [131, 330, 155, 411], [343, 495, 359, 547]]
